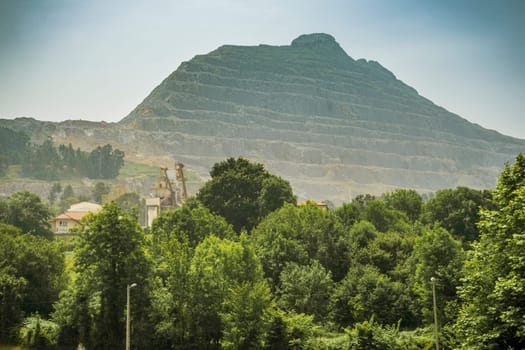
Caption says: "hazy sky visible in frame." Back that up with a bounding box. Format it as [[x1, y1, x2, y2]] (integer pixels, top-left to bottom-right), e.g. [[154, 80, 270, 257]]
[[1, 0, 524, 138]]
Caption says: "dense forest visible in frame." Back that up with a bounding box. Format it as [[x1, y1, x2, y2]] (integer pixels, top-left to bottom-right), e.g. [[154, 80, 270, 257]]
[[0, 127, 125, 180], [1, 155, 524, 349]]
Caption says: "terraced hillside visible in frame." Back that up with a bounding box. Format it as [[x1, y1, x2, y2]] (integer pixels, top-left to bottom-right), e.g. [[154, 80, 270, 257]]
[[119, 33, 525, 201], [2, 33, 524, 203]]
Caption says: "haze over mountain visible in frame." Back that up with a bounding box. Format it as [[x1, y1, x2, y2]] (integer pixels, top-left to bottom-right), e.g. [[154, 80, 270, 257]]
[[2, 33, 524, 203]]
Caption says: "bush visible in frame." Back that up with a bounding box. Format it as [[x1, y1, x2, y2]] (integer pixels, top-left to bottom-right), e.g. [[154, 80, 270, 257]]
[[18, 315, 59, 350]]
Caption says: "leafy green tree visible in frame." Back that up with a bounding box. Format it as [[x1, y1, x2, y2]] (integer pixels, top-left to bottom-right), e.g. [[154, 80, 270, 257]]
[[148, 201, 236, 347], [330, 265, 410, 328], [361, 198, 407, 233], [264, 310, 289, 350], [344, 220, 415, 279], [352, 194, 376, 209], [366, 230, 416, 280], [411, 225, 464, 325], [48, 183, 62, 205], [187, 234, 270, 349], [88, 144, 125, 179], [22, 138, 61, 180], [338, 219, 418, 328], [252, 203, 348, 286], [57, 143, 79, 176], [259, 176, 297, 217], [0, 191, 53, 238], [220, 281, 273, 350], [55, 202, 152, 349], [0, 127, 30, 165], [18, 314, 60, 350], [197, 157, 295, 232], [346, 317, 400, 350], [334, 202, 361, 230], [383, 188, 423, 223], [0, 224, 66, 343], [454, 154, 525, 349], [283, 312, 316, 350], [277, 260, 334, 320], [91, 181, 111, 203], [151, 198, 236, 250], [422, 186, 494, 243], [0, 225, 27, 342], [61, 184, 74, 201], [345, 220, 378, 252]]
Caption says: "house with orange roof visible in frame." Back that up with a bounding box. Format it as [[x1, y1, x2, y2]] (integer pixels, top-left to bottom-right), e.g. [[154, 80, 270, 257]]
[[50, 201, 102, 235]]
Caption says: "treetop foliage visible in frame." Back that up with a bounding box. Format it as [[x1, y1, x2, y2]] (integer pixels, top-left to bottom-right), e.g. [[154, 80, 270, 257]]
[[454, 153, 525, 349], [0, 191, 53, 238], [0, 127, 125, 180], [0, 126, 30, 165], [2, 154, 525, 349], [0, 223, 66, 343], [197, 157, 296, 232]]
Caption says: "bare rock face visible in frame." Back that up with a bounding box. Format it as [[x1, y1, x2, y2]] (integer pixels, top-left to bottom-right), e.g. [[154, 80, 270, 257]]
[[3, 33, 524, 203], [117, 33, 524, 201]]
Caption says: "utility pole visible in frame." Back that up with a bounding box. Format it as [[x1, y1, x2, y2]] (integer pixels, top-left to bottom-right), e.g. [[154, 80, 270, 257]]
[[126, 283, 137, 350], [431, 277, 439, 350]]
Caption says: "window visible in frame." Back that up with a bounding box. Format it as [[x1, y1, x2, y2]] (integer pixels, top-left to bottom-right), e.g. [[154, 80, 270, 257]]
[[57, 220, 69, 233]]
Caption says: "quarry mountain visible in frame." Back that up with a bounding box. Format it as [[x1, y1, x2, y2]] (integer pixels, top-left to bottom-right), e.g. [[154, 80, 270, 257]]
[[2, 33, 524, 203]]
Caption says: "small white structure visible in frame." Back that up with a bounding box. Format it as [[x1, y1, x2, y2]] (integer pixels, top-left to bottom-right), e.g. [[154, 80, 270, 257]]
[[146, 197, 161, 228]]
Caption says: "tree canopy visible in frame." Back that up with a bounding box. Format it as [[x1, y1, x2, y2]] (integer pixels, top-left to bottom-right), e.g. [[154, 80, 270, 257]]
[[454, 154, 525, 349], [422, 186, 494, 243], [0, 191, 53, 238], [53, 202, 153, 349], [197, 157, 295, 232], [0, 224, 65, 343], [4, 154, 525, 349]]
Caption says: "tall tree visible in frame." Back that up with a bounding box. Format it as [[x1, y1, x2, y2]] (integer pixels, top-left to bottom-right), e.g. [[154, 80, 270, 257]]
[[187, 235, 271, 349], [0, 191, 53, 238], [454, 154, 525, 349], [422, 186, 494, 243], [0, 224, 65, 343], [56, 202, 152, 349], [277, 260, 334, 320], [220, 280, 273, 350], [411, 225, 464, 325], [383, 188, 423, 223], [48, 183, 62, 205], [197, 157, 295, 232], [27, 138, 61, 180], [330, 264, 409, 327], [0, 127, 30, 165], [334, 202, 361, 230], [147, 200, 237, 347], [252, 203, 348, 286], [361, 198, 407, 233], [91, 181, 111, 203], [151, 199, 236, 251], [88, 144, 125, 179]]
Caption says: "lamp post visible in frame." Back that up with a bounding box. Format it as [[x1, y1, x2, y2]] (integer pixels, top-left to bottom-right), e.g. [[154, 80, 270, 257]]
[[431, 277, 439, 350], [126, 283, 137, 350]]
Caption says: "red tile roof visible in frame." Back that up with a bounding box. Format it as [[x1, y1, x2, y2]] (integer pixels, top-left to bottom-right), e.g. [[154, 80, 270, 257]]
[[52, 211, 88, 222]]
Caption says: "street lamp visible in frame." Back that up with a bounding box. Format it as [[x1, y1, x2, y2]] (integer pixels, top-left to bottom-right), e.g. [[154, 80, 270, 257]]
[[126, 283, 137, 350], [431, 277, 439, 350]]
